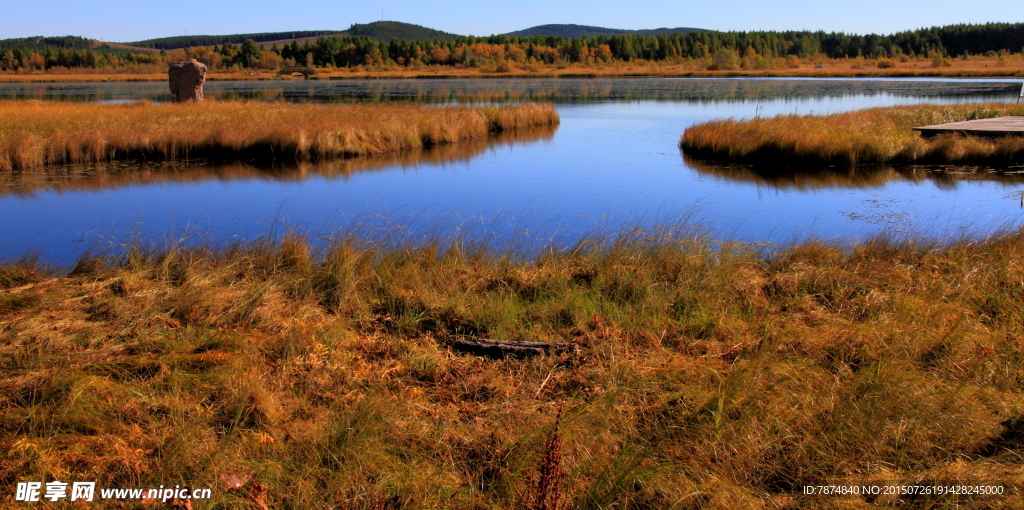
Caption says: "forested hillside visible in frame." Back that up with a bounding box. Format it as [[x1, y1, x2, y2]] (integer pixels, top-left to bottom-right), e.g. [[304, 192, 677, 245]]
[[345, 21, 458, 41], [2, 22, 1023, 73], [0, 36, 92, 51], [505, 24, 704, 37], [267, 22, 1024, 69], [124, 22, 460, 50], [128, 31, 342, 50]]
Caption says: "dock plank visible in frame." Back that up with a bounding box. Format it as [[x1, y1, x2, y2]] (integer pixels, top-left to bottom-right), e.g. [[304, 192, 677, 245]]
[[913, 116, 1024, 137]]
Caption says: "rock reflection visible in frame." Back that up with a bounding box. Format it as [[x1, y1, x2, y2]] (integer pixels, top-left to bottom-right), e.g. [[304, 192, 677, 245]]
[[0, 125, 556, 196], [683, 155, 1024, 190]]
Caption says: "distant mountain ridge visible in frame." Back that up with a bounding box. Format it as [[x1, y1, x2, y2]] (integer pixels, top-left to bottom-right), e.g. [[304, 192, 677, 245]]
[[0, 35, 156, 53], [128, 31, 342, 50], [345, 21, 457, 41], [504, 24, 706, 38], [122, 21, 704, 50], [125, 22, 459, 49], [1, 22, 711, 53]]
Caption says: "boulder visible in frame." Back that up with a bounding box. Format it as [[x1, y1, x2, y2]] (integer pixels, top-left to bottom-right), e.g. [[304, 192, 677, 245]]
[[168, 59, 207, 102]]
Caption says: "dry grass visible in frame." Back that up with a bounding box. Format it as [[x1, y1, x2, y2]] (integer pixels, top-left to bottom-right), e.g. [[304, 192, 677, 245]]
[[0, 100, 559, 171], [2, 229, 1024, 508], [680, 103, 1024, 167], [2, 56, 1024, 82], [0, 125, 557, 197]]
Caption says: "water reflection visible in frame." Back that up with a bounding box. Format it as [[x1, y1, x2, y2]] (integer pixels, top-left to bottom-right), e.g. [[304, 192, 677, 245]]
[[3, 78, 1024, 263], [2, 125, 561, 197], [0, 126, 556, 196], [683, 155, 1024, 190], [1, 77, 1020, 104]]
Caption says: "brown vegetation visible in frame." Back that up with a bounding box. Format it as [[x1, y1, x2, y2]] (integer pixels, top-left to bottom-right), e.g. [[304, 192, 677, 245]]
[[2, 229, 1024, 507], [2, 55, 1024, 82], [681, 104, 1024, 167], [0, 100, 559, 171], [0, 126, 557, 197]]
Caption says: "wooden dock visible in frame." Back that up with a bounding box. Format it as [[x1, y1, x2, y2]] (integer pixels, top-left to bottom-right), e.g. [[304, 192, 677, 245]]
[[913, 116, 1024, 138]]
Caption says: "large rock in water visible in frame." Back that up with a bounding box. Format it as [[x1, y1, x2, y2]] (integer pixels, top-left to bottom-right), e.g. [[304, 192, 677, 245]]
[[168, 59, 207, 102]]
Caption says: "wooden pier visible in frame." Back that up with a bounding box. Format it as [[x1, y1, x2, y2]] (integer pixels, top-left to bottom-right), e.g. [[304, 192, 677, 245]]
[[913, 116, 1024, 138]]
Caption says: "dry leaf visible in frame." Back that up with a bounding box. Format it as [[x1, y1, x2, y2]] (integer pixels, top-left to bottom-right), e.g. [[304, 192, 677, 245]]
[[247, 482, 270, 510]]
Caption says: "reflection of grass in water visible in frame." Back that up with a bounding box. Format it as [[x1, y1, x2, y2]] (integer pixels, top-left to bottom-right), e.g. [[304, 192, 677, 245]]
[[0, 125, 558, 196], [9, 78, 1014, 106], [683, 154, 1024, 190], [0, 100, 558, 171], [681, 103, 1024, 166], [3, 227, 1024, 507]]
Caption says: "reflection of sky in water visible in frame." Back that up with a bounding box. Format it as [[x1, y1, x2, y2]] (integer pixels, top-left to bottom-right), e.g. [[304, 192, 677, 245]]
[[2, 78, 1024, 264]]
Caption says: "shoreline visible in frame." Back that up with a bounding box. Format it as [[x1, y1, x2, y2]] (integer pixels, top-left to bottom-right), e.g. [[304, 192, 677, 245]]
[[0, 101, 559, 171], [3, 66, 1024, 83], [680, 103, 1024, 167]]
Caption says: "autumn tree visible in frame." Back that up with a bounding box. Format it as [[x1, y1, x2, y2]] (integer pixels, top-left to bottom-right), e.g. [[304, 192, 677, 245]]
[[237, 39, 262, 68]]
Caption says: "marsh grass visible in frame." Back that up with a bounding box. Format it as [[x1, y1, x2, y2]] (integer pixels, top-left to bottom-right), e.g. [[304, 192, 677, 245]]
[[0, 125, 557, 196], [0, 100, 559, 171], [2, 228, 1024, 508], [680, 103, 1024, 167]]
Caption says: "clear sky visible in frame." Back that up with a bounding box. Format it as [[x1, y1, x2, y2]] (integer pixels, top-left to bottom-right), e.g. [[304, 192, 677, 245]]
[[1, 0, 1021, 43]]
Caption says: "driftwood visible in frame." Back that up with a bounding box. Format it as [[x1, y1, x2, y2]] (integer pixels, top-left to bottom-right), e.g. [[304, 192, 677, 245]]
[[449, 338, 580, 359]]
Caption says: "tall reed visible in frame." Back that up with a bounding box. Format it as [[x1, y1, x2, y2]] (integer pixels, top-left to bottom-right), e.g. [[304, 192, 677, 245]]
[[681, 103, 1024, 166], [0, 100, 559, 171], [0, 125, 557, 196]]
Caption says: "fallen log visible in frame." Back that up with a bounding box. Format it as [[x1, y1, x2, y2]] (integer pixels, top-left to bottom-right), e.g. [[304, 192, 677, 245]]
[[449, 338, 580, 359]]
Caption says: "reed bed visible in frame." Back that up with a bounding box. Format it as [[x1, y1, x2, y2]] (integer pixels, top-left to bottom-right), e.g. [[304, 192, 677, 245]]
[[0, 100, 559, 171], [681, 103, 1024, 167], [0, 125, 557, 197], [2, 230, 1024, 508]]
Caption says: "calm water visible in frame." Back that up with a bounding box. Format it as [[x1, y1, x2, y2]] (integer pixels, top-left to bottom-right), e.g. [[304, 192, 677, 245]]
[[2, 77, 1024, 264]]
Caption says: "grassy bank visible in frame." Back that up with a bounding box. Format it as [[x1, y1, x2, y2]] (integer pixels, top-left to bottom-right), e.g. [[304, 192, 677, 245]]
[[2, 230, 1024, 508], [2, 55, 1024, 82], [0, 101, 559, 171], [0, 126, 556, 196], [680, 104, 1024, 167]]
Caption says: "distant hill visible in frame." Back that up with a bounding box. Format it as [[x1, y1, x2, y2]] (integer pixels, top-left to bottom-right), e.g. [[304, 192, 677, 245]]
[[0, 36, 91, 51], [4, 21, 708, 55], [345, 21, 459, 41], [0, 35, 156, 53], [127, 31, 342, 50], [126, 22, 460, 50], [504, 24, 706, 38]]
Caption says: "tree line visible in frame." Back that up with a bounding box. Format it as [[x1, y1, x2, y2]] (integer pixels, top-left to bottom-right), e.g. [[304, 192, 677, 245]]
[[2, 22, 1023, 73], [129, 31, 339, 51], [273, 23, 1024, 68]]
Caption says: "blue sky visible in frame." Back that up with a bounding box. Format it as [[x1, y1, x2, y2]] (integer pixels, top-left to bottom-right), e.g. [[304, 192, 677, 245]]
[[1, 0, 1020, 42]]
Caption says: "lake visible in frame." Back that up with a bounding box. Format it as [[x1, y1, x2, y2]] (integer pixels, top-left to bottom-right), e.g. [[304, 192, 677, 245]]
[[2, 77, 1023, 264]]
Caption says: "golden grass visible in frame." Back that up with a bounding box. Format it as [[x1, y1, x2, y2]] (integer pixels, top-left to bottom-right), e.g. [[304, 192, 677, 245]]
[[0, 125, 557, 196], [2, 230, 1024, 508], [2, 56, 1024, 81], [681, 103, 1024, 166], [0, 100, 559, 171]]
